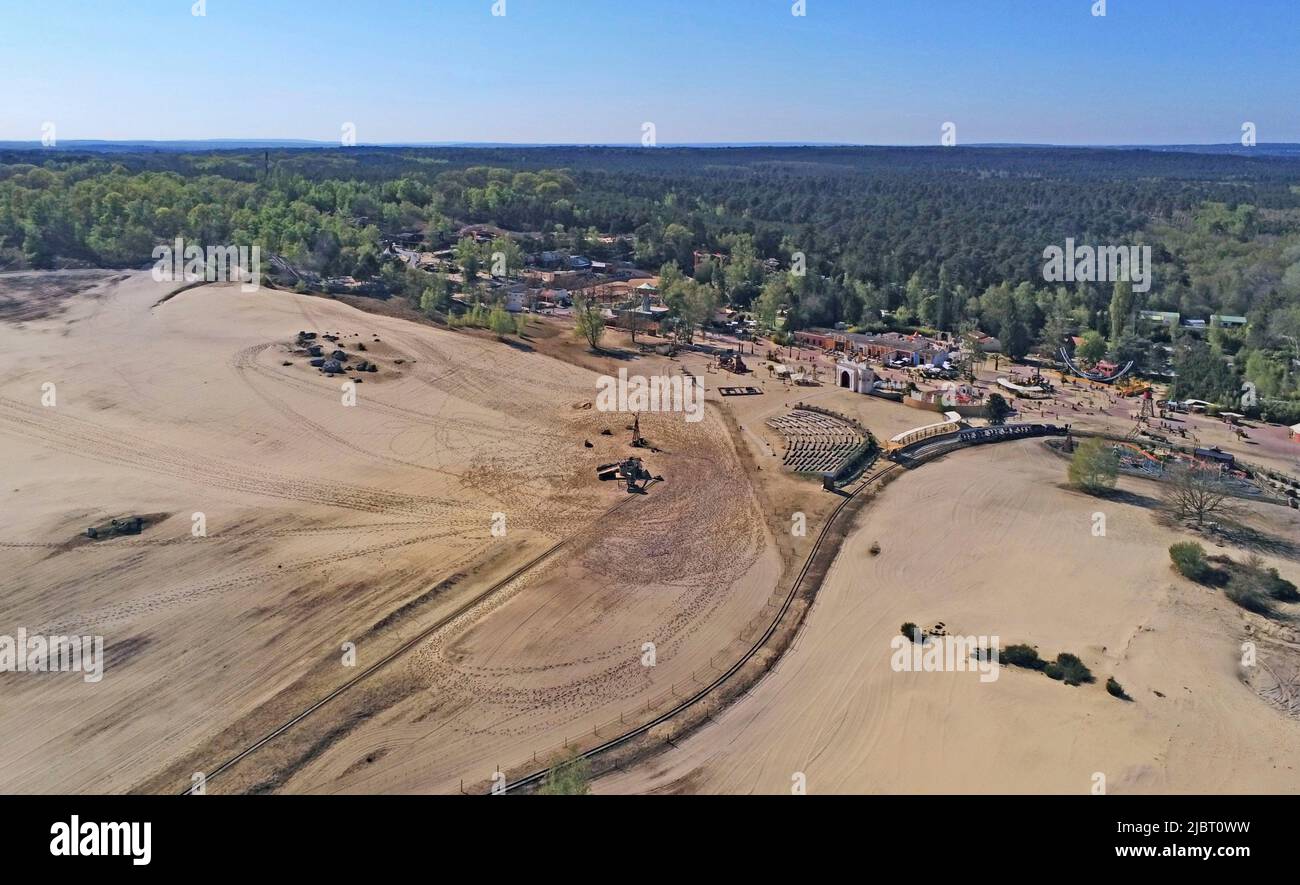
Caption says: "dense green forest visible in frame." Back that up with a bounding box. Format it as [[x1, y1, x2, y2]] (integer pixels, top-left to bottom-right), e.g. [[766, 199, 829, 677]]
[[2, 145, 1299, 420]]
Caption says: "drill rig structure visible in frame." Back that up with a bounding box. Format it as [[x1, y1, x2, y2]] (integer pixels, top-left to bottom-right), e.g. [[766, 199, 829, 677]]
[[596, 456, 658, 493]]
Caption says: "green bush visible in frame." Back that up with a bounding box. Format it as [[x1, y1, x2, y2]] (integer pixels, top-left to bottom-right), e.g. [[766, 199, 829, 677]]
[[1001, 644, 1044, 670], [1044, 652, 1094, 686], [488, 306, 515, 337], [1169, 541, 1210, 581], [1217, 556, 1291, 614], [986, 393, 1013, 426], [900, 622, 923, 643], [1068, 438, 1119, 493], [537, 752, 591, 795], [1264, 568, 1299, 602], [1105, 677, 1131, 701], [1259, 401, 1300, 427], [1225, 575, 1275, 616]]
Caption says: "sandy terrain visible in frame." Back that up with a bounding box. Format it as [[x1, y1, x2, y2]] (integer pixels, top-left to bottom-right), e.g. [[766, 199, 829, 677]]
[[0, 272, 788, 793], [597, 440, 1300, 794], [5, 273, 1296, 796]]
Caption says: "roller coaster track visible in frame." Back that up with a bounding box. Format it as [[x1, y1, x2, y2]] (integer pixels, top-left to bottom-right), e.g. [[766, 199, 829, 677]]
[[498, 460, 901, 793], [1058, 347, 1134, 383], [178, 485, 654, 795]]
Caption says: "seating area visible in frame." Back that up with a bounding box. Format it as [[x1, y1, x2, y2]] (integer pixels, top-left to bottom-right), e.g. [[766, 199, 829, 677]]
[[767, 408, 867, 475]]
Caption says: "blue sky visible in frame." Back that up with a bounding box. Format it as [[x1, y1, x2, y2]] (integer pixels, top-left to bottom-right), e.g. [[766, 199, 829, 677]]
[[2, 0, 1296, 144]]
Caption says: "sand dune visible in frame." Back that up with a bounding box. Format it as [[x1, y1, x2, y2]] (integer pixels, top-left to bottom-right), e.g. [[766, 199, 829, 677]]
[[4, 271, 1296, 796], [597, 441, 1300, 794], [0, 272, 779, 793]]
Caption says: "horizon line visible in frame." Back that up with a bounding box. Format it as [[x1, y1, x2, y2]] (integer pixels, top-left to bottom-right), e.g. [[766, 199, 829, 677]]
[[2, 139, 1297, 150]]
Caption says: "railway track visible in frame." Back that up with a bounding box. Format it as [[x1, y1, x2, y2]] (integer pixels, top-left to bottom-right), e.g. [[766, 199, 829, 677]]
[[183, 426, 1048, 794], [498, 460, 901, 793], [178, 485, 653, 795]]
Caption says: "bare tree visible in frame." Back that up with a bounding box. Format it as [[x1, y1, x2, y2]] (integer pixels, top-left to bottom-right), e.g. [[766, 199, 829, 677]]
[[627, 305, 644, 344], [1164, 464, 1235, 526]]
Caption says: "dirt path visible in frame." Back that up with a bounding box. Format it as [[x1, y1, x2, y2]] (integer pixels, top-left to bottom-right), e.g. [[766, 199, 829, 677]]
[[597, 440, 1300, 794]]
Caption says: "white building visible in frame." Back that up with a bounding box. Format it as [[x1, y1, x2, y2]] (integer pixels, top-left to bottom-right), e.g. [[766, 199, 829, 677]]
[[836, 359, 876, 393]]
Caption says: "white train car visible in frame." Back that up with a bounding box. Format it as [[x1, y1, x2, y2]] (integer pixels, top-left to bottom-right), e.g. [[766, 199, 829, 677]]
[[886, 411, 963, 452]]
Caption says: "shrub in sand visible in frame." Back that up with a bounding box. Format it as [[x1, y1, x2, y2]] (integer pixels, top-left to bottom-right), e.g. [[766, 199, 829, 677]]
[[1001, 644, 1045, 670], [1169, 541, 1211, 582], [1225, 578, 1274, 616], [1002, 644, 1095, 687], [537, 752, 591, 795], [869, 541, 882, 556], [1171, 549, 1288, 616], [1105, 677, 1131, 701], [1224, 566, 1276, 617], [1043, 652, 1094, 686], [1238, 555, 1299, 602], [1264, 568, 1299, 602], [900, 622, 923, 643], [1067, 437, 1119, 494]]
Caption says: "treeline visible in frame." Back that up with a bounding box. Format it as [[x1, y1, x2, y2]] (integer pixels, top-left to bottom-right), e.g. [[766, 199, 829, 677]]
[[2, 145, 1299, 417]]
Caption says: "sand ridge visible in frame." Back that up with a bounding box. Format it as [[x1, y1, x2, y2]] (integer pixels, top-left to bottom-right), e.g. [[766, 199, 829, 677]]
[[596, 440, 1300, 794], [0, 272, 783, 794]]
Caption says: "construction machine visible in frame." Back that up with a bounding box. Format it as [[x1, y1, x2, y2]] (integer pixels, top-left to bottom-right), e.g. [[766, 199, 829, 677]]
[[596, 457, 658, 493], [719, 351, 749, 373]]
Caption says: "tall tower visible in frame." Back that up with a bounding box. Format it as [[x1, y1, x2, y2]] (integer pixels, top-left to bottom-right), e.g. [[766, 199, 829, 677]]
[[1139, 389, 1156, 420]]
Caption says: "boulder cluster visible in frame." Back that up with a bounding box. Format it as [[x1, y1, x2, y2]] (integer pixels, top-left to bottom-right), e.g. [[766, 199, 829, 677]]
[[293, 330, 380, 377]]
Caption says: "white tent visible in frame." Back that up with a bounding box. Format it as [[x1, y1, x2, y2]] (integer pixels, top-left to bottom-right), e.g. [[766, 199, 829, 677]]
[[996, 377, 1047, 398]]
